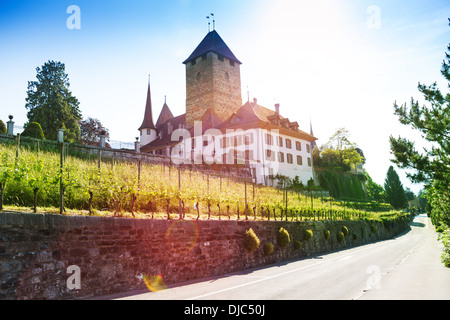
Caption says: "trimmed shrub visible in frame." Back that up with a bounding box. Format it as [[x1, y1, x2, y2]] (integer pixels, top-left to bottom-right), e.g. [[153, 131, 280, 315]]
[[337, 231, 345, 243], [324, 230, 330, 241], [277, 227, 290, 249], [342, 226, 349, 237], [371, 225, 378, 234], [294, 240, 302, 250], [244, 228, 260, 253], [304, 229, 313, 240], [352, 233, 358, 241], [22, 122, 45, 140], [263, 242, 274, 256]]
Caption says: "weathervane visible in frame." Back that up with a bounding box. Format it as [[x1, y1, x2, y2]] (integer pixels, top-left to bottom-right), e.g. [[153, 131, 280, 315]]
[[207, 13, 215, 32]]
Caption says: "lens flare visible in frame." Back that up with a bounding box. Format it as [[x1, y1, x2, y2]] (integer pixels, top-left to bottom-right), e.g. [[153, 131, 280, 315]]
[[143, 274, 168, 292], [165, 220, 199, 254]]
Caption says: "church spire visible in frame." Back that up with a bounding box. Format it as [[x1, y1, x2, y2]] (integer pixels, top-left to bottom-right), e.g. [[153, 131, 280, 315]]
[[138, 76, 156, 131]]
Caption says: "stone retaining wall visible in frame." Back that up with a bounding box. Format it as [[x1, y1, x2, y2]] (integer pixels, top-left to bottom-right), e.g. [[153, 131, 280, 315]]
[[0, 212, 411, 300]]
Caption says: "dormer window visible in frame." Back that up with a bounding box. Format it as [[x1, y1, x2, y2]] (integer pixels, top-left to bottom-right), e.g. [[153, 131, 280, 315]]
[[230, 60, 235, 67], [218, 54, 224, 62], [201, 54, 207, 61], [191, 59, 196, 66]]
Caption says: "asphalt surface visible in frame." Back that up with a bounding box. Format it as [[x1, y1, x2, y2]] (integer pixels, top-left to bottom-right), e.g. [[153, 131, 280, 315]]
[[100, 214, 450, 300]]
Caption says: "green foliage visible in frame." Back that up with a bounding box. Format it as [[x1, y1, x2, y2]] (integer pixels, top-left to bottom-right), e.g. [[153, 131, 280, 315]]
[[342, 226, 349, 237], [294, 240, 302, 250], [365, 173, 385, 201], [25, 60, 82, 142], [277, 227, 290, 249], [263, 242, 274, 256], [0, 120, 6, 134], [371, 225, 378, 233], [323, 230, 330, 240], [315, 128, 364, 172], [304, 229, 313, 240], [22, 122, 45, 140], [439, 229, 450, 267], [389, 21, 450, 242], [384, 166, 407, 210], [337, 231, 345, 243], [318, 170, 366, 200], [244, 228, 260, 253]]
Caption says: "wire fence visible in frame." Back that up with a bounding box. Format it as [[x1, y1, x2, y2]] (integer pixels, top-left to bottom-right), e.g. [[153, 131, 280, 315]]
[[0, 133, 397, 221]]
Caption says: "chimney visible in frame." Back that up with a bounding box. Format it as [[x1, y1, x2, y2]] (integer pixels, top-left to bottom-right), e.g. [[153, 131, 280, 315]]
[[275, 103, 280, 115]]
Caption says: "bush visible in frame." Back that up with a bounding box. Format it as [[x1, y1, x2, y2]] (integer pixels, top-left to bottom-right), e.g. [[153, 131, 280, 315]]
[[342, 226, 349, 237], [22, 122, 45, 139], [0, 120, 6, 134], [352, 233, 358, 241], [294, 240, 302, 250], [277, 227, 290, 249], [337, 231, 345, 243], [304, 229, 313, 240], [371, 225, 378, 233], [323, 230, 330, 240], [244, 228, 260, 253], [263, 242, 274, 256]]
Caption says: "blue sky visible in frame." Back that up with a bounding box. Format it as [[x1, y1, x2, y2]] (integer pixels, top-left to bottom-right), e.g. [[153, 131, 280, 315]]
[[1, 0, 449, 192]]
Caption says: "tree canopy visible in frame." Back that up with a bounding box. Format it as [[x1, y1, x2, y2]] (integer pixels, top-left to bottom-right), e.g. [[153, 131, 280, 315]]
[[384, 166, 407, 210], [25, 60, 82, 142], [314, 128, 364, 172], [79, 117, 110, 147], [389, 20, 450, 226]]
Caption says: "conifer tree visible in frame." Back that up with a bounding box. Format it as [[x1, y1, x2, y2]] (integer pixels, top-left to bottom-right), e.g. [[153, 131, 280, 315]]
[[384, 166, 407, 210]]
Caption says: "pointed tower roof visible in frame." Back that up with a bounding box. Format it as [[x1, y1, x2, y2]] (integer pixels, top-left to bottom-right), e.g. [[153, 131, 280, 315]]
[[183, 30, 241, 65], [155, 99, 174, 129], [138, 79, 156, 131], [310, 119, 317, 148]]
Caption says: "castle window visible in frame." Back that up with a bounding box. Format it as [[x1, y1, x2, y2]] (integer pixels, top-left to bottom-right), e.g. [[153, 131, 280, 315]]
[[297, 155, 303, 166], [278, 152, 285, 163], [230, 60, 235, 67], [191, 59, 196, 66], [277, 136, 283, 147], [286, 139, 292, 149], [287, 153, 293, 164], [218, 54, 224, 62], [307, 157, 312, 167], [266, 149, 274, 161], [296, 141, 301, 151], [202, 54, 207, 61], [265, 133, 273, 145], [225, 72, 229, 80], [196, 72, 201, 80]]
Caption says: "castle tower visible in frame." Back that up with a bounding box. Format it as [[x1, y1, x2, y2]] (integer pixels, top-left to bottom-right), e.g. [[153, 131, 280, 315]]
[[138, 78, 157, 146], [183, 30, 242, 128]]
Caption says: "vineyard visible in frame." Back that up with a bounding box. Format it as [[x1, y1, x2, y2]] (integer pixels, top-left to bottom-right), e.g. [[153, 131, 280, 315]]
[[0, 138, 403, 222]]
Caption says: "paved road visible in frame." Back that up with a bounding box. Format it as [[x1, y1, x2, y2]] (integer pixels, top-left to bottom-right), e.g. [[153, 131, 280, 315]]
[[104, 214, 450, 300]]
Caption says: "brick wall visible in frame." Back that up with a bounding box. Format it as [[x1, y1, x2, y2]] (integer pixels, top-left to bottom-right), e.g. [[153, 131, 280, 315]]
[[0, 212, 410, 300]]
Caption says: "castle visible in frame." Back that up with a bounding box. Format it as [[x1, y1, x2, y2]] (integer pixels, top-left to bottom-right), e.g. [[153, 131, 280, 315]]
[[137, 29, 317, 186]]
